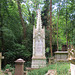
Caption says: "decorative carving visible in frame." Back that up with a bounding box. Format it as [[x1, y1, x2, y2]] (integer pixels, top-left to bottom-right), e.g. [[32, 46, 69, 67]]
[[68, 46, 75, 59], [32, 9, 45, 57]]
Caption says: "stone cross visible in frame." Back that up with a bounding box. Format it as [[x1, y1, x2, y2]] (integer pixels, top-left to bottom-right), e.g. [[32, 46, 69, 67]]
[[31, 9, 46, 68], [0, 53, 4, 70]]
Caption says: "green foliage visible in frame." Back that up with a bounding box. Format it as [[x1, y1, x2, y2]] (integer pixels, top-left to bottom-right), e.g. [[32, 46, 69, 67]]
[[46, 47, 49, 52], [4, 64, 14, 75], [5, 64, 11, 69], [42, 0, 50, 26], [0, 0, 33, 65], [28, 62, 70, 75]]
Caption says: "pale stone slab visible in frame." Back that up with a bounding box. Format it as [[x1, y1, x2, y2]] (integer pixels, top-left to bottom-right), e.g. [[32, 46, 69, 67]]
[[31, 59, 46, 68], [70, 63, 75, 75], [68, 47, 75, 75], [45, 70, 57, 75]]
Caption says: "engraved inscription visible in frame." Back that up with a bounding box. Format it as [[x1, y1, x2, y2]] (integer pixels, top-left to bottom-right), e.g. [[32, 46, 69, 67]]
[[35, 36, 43, 56]]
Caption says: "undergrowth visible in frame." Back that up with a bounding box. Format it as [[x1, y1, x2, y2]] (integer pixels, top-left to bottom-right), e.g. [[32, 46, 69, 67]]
[[28, 62, 70, 75]]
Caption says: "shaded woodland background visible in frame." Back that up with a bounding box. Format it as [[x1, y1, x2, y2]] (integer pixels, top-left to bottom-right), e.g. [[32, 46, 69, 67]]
[[0, 0, 75, 66]]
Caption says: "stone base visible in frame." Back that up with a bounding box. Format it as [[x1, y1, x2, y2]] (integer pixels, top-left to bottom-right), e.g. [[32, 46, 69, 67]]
[[54, 51, 68, 62], [54, 59, 68, 62], [31, 57, 46, 68]]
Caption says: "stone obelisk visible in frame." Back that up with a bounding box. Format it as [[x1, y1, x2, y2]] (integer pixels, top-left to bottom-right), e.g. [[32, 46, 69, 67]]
[[31, 9, 46, 68]]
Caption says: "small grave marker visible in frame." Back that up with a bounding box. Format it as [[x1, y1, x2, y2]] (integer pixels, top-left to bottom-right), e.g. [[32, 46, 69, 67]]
[[54, 51, 68, 62], [14, 58, 25, 75], [0, 53, 4, 70]]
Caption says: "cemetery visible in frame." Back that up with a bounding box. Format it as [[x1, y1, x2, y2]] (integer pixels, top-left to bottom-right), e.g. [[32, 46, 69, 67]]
[[0, 0, 75, 75]]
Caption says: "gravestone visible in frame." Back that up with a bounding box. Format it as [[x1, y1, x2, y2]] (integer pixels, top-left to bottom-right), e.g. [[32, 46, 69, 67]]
[[31, 9, 46, 68], [0, 53, 4, 70], [68, 47, 75, 75], [54, 51, 68, 62], [14, 58, 25, 75]]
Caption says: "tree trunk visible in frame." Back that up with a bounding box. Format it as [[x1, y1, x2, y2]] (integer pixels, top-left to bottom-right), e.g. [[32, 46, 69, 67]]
[[66, 1, 68, 47], [57, 0, 61, 51], [17, 0, 26, 39], [57, 11, 59, 51], [0, 3, 4, 51], [50, 0, 53, 56]]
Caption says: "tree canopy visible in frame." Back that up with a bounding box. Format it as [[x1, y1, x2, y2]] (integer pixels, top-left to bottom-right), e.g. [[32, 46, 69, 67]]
[[0, 0, 75, 65]]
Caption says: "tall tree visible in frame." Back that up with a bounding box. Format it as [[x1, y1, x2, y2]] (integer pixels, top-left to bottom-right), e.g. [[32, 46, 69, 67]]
[[17, 0, 26, 39], [65, 0, 68, 47], [57, 0, 60, 51], [57, 9, 59, 51], [42, 0, 50, 27], [50, 0, 53, 56], [0, 1, 4, 51]]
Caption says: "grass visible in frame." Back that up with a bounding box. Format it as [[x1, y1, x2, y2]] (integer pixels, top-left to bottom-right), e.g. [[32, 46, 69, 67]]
[[28, 62, 70, 75]]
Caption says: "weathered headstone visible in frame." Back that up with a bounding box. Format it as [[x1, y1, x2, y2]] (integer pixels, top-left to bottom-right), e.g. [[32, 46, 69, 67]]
[[0, 53, 4, 70], [54, 51, 68, 62], [31, 9, 46, 68], [68, 47, 75, 75], [14, 58, 25, 75]]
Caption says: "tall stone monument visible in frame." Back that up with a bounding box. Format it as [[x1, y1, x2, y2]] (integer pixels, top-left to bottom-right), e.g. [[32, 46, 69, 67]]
[[31, 9, 46, 68]]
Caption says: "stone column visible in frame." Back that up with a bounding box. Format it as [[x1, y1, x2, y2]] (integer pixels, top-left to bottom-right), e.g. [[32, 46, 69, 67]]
[[14, 58, 25, 75], [0, 53, 4, 70]]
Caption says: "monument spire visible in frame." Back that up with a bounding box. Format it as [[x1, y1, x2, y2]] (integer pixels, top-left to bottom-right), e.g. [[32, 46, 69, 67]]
[[37, 9, 42, 30]]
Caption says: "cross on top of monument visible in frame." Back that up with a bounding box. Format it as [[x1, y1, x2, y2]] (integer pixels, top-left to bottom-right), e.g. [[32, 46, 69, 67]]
[[36, 9, 42, 30]]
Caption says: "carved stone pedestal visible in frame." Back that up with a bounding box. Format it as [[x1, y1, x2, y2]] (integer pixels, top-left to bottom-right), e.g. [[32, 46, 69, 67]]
[[31, 57, 46, 68]]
